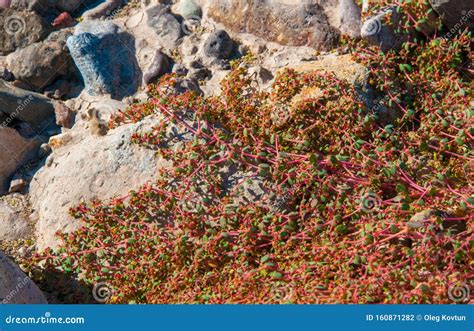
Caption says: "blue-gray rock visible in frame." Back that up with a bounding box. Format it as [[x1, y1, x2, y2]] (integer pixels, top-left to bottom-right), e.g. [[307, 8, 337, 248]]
[[66, 21, 140, 99], [203, 30, 235, 59]]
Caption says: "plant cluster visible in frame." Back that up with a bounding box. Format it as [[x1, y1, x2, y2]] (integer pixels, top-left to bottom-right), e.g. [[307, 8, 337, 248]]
[[34, 1, 472, 303]]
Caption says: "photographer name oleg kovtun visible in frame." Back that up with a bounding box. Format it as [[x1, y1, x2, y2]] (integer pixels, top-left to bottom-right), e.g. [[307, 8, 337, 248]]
[[423, 314, 467, 322]]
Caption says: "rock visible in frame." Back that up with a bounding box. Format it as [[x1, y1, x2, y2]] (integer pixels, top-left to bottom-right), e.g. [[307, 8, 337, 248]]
[[8, 178, 26, 193], [82, 0, 124, 20], [361, 6, 404, 51], [206, 0, 341, 50], [408, 209, 467, 234], [6, 29, 73, 90], [43, 79, 72, 99], [177, 0, 202, 19], [0, 200, 29, 240], [361, 4, 436, 51], [429, 0, 474, 31], [203, 30, 235, 59], [0, 127, 38, 194], [0, 80, 55, 127], [30, 115, 171, 249], [54, 101, 74, 128], [0, 250, 47, 303], [38, 143, 51, 158], [287, 54, 369, 88], [326, 0, 362, 38], [10, 0, 54, 16], [66, 21, 140, 99], [143, 50, 172, 85], [146, 4, 183, 51], [52, 12, 75, 29], [0, 7, 50, 56]]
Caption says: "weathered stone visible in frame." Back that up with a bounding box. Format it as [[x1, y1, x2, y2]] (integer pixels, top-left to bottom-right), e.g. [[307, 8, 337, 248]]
[[8, 178, 26, 193], [206, 0, 341, 50], [0, 250, 47, 303], [0, 7, 50, 56], [54, 101, 74, 128], [146, 5, 183, 50], [203, 30, 235, 59], [0, 127, 38, 194], [30, 115, 171, 249], [66, 21, 140, 99], [143, 50, 172, 85], [6, 29, 73, 90], [429, 0, 474, 31], [0, 80, 55, 127]]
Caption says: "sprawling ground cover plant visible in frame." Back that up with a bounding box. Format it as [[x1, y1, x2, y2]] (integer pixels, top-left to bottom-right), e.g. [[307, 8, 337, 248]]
[[36, 1, 472, 303]]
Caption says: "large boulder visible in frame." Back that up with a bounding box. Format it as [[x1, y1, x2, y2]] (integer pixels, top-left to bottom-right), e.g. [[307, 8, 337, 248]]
[[0, 250, 47, 303], [205, 0, 361, 50], [6, 29, 74, 90], [66, 21, 140, 100], [30, 115, 171, 249], [0, 128, 38, 194], [429, 0, 474, 31], [0, 81, 55, 127], [0, 7, 50, 55]]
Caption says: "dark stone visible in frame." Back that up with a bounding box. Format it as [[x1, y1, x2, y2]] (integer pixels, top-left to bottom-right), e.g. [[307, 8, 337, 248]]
[[203, 30, 235, 59]]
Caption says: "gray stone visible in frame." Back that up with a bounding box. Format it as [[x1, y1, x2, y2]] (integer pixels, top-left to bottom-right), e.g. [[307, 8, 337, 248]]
[[0, 7, 50, 56], [146, 5, 183, 50], [6, 29, 73, 90], [143, 50, 172, 85], [0, 80, 55, 127], [0, 250, 47, 303], [203, 30, 235, 59], [66, 21, 140, 99], [429, 0, 474, 31]]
